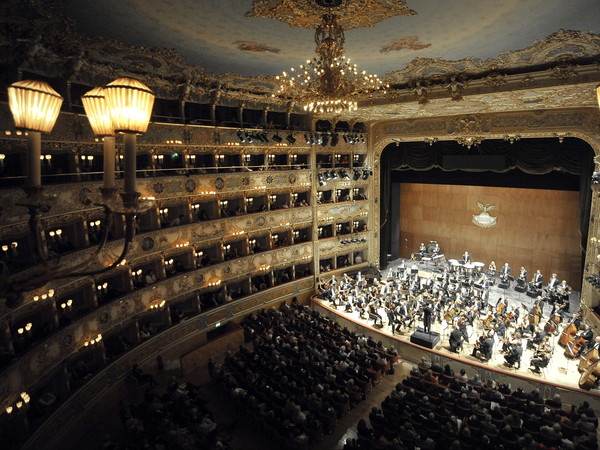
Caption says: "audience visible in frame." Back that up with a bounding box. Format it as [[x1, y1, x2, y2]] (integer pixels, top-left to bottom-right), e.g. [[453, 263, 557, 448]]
[[344, 361, 598, 450], [216, 302, 397, 448]]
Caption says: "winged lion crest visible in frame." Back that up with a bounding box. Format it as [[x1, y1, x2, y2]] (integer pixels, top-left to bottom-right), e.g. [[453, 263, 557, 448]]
[[472, 202, 497, 228]]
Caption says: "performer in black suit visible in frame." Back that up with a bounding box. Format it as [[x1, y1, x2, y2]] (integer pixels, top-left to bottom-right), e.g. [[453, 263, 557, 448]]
[[500, 263, 511, 284], [449, 326, 464, 352], [530, 269, 543, 292], [422, 301, 433, 334], [462, 251, 471, 265]]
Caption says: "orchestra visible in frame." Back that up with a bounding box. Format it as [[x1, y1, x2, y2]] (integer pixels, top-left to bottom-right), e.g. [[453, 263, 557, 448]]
[[315, 243, 599, 390]]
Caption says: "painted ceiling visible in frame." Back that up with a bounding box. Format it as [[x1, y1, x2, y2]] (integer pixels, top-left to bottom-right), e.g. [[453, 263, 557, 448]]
[[61, 0, 600, 79]]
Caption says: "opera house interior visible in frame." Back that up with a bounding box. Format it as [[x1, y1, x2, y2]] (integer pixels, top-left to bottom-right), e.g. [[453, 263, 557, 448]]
[[1, 0, 600, 448]]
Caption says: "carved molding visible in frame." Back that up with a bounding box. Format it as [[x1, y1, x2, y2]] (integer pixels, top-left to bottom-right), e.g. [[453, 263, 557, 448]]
[[246, 0, 416, 30]]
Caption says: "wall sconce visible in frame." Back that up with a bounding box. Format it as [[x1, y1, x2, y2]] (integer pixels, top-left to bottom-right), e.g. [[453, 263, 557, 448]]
[[60, 299, 74, 310], [186, 154, 196, 164], [191, 204, 200, 213], [0, 153, 5, 169], [269, 194, 277, 203], [242, 154, 251, 163], [152, 154, 165, 167], [267, 154, 275, 164], [40, 154, 52, 168], [159, 207, 169, 220], [96, 281, 109, 295], [1, 241, 18, 258], [132, 268, 143, 284], [216, 154, 225, 164], [225, 244, 231, 251], [149, 299, 166, 310], [3, 78, 154, 302], [84, 333, 102, 347], [291, 193, 298, 202], [17, 322, 32, 335], [220, 200, 228, 208], [245, 197, 254, 206], [89, 219, 102, 231], [80, 154, 95, 169], [249, 239, 256, 247], [33, 289, 54, 302], [290, 154, 297, 164]]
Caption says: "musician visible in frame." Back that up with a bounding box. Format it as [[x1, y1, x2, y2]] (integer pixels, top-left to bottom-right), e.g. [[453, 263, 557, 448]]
[[488, 261, 497, 276], [462, 251, 471, 265], [557, 280, 572, 306], [471, 331, 494, 361], [527, 328, 547, 350], [576, 325, 594, 352], [531, 269, 543, 289], [419, 242, 426, 256], [368, 303, 383, 327], [500, 263, 511, 284], [432, 242, 440, 256], [547, 273, 559, 292], [385, 307, 398, 335], [449, 325, 464, 352], [495, 295, 508, 315], [529, 340, 551, 373], [504, 332, 523, 368], [422, 301, 433, 334]]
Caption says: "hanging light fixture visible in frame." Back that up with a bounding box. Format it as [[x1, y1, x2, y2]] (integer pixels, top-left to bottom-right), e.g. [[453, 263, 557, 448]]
[[273, 13, 388, 114], [3, 77, 155, 305]]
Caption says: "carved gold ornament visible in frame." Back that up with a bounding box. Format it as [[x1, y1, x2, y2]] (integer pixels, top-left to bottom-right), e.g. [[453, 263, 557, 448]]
[[246, 0, 416, 30]]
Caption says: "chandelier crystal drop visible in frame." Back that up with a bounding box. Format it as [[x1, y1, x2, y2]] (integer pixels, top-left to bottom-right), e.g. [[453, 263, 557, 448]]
[[274, 14, 388, 114]]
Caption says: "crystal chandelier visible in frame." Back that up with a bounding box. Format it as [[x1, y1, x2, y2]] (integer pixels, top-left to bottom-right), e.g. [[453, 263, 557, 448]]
[[274, 14, 388, 114]]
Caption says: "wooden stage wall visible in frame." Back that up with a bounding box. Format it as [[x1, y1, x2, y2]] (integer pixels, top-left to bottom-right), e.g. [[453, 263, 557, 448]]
[[398, 183, 582, 290]]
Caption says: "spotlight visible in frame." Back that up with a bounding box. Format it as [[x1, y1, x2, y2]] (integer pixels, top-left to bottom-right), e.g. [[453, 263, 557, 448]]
[[353, 168, 361, 181], [330, 133, 339, 147], [245, 131, 253, 143], [260, 131, 269, 143], [304, 133, 310, 144], [324, 171, 332, 181], [362, 169, 369, 180], [343, 134, 348, 144], [318, 173, 327, 186], [330, 170, 338, 180], [321, 133, 329, 147], [237, 130, 246, 143], [339, 169, 349, 180], [286, 133, 296, 144], [272, 133, 283, 143], [360, 134, 365, 143]]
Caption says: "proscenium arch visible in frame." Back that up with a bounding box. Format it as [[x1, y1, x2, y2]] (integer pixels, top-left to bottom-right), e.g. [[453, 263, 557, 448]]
[[368, 107, 600, 322]]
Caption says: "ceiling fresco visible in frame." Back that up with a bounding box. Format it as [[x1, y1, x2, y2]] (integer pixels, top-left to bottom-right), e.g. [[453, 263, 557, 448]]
[[59, 0, 600, 78]]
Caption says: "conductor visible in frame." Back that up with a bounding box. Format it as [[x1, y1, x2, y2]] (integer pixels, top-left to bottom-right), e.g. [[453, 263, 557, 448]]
[[422, 301, 433, 334]]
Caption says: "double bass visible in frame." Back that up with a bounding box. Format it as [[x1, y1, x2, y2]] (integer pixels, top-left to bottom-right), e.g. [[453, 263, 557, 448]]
[[559, 321, 578, 347]]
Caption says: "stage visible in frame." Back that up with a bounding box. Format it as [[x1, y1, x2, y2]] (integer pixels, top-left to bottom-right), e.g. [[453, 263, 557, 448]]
[[313, 258, 600, 398]]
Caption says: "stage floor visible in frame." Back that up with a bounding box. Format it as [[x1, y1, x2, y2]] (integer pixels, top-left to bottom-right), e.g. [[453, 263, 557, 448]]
[[315, 258, 596, 393]]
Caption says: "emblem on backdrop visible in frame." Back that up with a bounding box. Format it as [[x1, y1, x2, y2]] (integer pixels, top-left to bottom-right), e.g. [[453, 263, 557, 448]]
[[472, 202, 497, 228]]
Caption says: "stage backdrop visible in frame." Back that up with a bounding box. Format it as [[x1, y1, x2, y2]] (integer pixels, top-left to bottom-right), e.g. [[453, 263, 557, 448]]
[[398, 183, 582, 290]]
